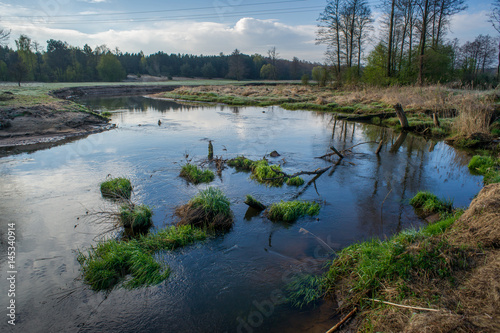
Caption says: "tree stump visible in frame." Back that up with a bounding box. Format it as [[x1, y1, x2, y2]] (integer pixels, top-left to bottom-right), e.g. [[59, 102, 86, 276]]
[[393, 103, 409, 129], [208, 141, 214, 160], [433, 112, 440, 127]]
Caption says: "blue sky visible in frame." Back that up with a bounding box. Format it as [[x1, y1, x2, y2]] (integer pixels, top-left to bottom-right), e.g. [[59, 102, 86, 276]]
[[0, 0, 497, 62]]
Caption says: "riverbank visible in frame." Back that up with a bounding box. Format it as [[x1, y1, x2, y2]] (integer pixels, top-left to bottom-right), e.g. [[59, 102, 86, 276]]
[[0, 80, 239, 150], [152, 84, 500, 149], [322, 181, 500, 333]]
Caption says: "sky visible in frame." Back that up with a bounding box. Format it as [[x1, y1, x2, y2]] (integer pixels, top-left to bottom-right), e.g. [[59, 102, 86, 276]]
[[0, 0, 497, 62]]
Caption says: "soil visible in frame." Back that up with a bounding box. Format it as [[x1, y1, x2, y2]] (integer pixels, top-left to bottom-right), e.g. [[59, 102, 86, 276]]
[[0, 105, 111, 148], [0, 85, 182, 152]]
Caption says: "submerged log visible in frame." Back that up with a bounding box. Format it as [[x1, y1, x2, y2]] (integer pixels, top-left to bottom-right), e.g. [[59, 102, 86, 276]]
[[394, 103, 409, 129]]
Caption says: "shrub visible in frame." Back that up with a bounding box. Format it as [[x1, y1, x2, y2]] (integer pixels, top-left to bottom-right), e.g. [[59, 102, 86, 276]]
[[266, 200, 320, 222], [180, 164, 214, 184], [100, 177, 132, 199]]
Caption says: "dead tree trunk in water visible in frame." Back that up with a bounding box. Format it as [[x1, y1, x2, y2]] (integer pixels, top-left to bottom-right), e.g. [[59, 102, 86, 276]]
[[208, 141, 214, 160], [375, 139, 384, 154], [432, 112, 440, 127], [390, 132, 408, 153], [394, 103, 409, 129]]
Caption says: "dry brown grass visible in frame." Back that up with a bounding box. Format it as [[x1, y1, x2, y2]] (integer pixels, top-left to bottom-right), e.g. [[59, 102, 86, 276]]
[[452, 95, 495, 136]]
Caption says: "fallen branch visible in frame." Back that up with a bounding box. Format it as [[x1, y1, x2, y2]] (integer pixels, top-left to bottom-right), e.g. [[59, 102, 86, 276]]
[[364, 298, 441, 312], [325, 307, 357, 333], [293, 165, 333, 199], [330, 146, 344, 159], [340, 141, 378, 153], [316, 141, 378, 159], [263, 166, 331, 181]]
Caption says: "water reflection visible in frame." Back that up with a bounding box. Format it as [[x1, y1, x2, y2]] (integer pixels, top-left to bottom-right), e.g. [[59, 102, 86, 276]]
[[0, 97, 483, 333]]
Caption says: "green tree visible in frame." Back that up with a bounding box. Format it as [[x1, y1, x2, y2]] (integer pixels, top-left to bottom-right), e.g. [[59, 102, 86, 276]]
[[312, 66, 328, 86], [227, 49, 247, 80], [260, 63, 276, 79], [97, 53, 126, 82], [363, 43, 391, 86], [15, 35, 35, 81], [201, 62, 216, 78]]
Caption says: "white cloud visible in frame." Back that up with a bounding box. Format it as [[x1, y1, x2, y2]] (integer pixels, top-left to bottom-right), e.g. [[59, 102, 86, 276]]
[[448, 11, 498, 43], [3, 17, 326, 61]]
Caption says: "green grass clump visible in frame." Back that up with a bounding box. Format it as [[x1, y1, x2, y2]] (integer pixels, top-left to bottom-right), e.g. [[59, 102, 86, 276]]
[[468, 155, 500, 184], [409, 191, 453, 215], [244, 194, 266, 210], [227, 157, 304, 187], [250, 160, 285, 186], [177, 187, 233, 229], [190, 187, 231, 217], [77, 225, 206, 290], [119, 204, 153, 231], [286, 176, 305, 186], [180, 164, 215, 184], [100, 177, 132, 199], [266, 200, 320, 222], [101, 111, 112, 118], [323, 211, 464, 307], [227, 156, 255, 170]]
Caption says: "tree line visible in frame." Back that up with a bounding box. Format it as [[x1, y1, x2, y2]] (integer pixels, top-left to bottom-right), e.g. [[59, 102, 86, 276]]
[[317, 0, 499, 87], [0, 35, 317, 85]]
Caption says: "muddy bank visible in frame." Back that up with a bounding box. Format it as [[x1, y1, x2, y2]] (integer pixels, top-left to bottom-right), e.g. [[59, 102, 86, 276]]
[[0, 104, 112, 149], [52, 84, 182, 99]]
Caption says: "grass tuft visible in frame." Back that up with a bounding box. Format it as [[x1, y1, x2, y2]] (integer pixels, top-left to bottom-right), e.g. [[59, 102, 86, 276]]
[[266, 200, 320, 222], [179, 164, 215, 184], [119, 204, 153, 231], [177, 187, 233, 229], [100, 177, 132, 199], [409, 191, 453, 215], [286, 176, 305, 186], [468, 155, 500, 184], [227, 156, 255, 170], [77, 225, 206, 291]]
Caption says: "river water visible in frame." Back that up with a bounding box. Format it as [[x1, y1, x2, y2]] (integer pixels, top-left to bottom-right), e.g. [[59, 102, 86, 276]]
[[0, 97, 482, 332]]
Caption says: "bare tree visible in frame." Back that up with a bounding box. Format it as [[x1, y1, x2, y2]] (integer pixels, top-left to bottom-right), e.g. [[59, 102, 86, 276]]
[[317, 0, 344, 76], [0, 28, 10, 46], [430, 0, 467, 48], [387, 0, 396, 77], [317, 0, 372, 79], [488, 0, 500, 77], [418, 0, 430, 86], [267, 46, 279, 80]]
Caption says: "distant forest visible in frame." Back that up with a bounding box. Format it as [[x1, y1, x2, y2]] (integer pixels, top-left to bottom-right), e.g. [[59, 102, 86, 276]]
[[0, 36, 317, 83]]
